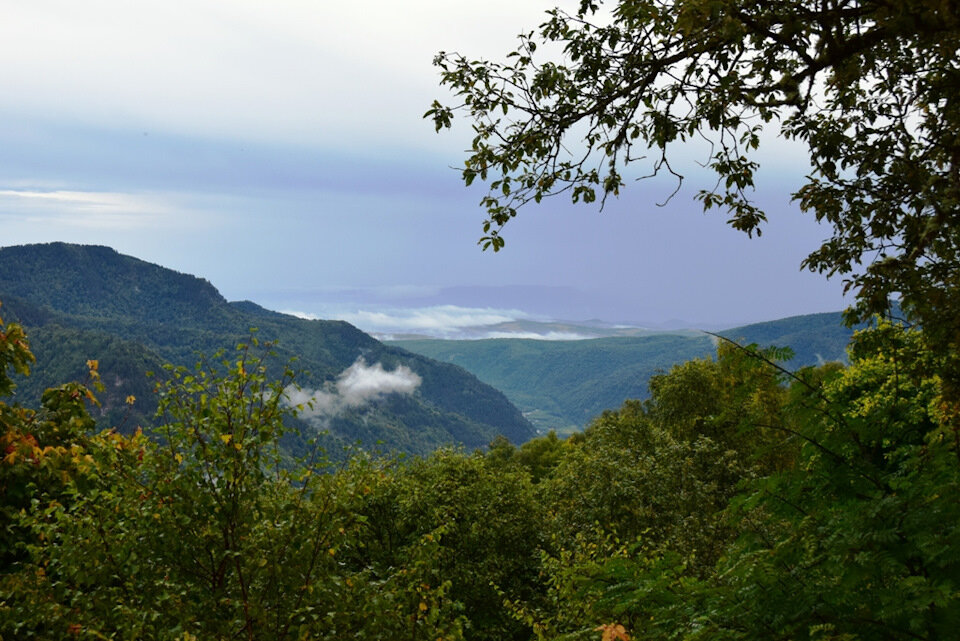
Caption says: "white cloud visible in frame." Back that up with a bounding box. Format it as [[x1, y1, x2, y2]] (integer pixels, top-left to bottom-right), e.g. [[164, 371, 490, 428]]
[[284, 304, 526, 336], [0, 189, 177, 229], [481, 331, 590, 340], [337, 358, 422, 403], [285, 357, 422, 419]]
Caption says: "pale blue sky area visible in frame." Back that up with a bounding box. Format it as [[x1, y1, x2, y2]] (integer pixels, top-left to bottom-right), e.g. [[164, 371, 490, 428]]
[[0, 1, 848, 333]]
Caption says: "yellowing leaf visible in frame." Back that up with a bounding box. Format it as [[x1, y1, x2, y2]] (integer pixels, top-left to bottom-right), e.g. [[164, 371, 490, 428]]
[[125, 395, 136, 405], [595, 623, 630, 641], [419, 601, 428, 612], [220, 434, 233, 445]]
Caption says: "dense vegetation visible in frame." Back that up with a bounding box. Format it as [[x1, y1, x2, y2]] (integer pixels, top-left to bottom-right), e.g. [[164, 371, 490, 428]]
[[2, 307, 957, 639], [393, 311, 856, 431], [0, 243, 534, 454]]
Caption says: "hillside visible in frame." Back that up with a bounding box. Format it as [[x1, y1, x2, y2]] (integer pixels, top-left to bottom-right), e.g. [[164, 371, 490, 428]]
[[720, 311, 854, 368], [392, 311, 857, 432], [0, 243, 535, 454], [392, 334, 714, 432]]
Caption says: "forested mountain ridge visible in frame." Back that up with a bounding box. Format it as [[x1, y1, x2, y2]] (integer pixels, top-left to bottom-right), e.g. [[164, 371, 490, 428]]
[[0, 242, 534, 453], [393, 310, 860, 432], [722, 310, 862, 367], [393, 334, 715, 432]]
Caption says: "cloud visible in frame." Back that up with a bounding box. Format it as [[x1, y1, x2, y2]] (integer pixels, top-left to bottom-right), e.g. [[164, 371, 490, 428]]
[[283, 304, 526, 336], [480, 331, 590, 340], [0, 189, 182, 229], [0, 1, 574, 149], [285, 357, 422, 419]]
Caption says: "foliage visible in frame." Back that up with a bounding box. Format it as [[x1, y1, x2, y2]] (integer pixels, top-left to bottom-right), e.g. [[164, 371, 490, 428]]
[[426, 0, 960, 379], [703, 322, 960, 640], [0, 304, 34, 396], [486, 431, 569, 483], [1, 332, 538, 640], [0, 341, 454, 640], [502, 341, 791, 640], [4, 299, 959, 640], [525, 322, 960, 641], [0, 311, 100, 572], [542, 342, 792, 560], [348, 448, 545, 641]]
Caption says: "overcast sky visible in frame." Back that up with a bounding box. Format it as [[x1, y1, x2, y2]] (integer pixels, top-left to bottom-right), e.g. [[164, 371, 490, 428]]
[[0, 0, 849, 333]]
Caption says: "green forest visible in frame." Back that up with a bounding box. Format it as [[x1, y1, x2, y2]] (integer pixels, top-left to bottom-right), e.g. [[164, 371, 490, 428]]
[[392, 310, 858, 432], [2, 309, 957, 640], [3, 0, 960, 639]]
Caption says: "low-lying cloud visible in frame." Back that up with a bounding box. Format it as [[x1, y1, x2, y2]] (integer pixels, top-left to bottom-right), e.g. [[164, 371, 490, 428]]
[[285, 357, 422, 419], [481, 331, 591, 340], [284, 304, 526, 337]]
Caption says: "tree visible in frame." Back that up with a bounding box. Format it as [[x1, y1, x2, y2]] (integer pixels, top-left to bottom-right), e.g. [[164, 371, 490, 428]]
[[540, 342, 791, 570], [519, 323, 960, 641], [349, 449, 545, 641], [426, 0, 960, 387], [515, 343, 794, 640], [0, 307, 100, 573], [0, 338, 481, 641], [701, 321, 960, 640], [1, 342, 372, 641]]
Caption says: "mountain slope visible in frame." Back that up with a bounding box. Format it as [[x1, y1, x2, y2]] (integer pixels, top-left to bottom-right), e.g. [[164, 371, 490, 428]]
[[719, 311, 853, 368], [392, 312, 858, 432], [0, 243, 535, 453], [392, 334, 716, 432]]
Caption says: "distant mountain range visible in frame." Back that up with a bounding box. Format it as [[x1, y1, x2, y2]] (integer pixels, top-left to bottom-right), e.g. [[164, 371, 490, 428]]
[[0, 243, 535, 455], [390, 311, 859, 433], [374, 318, 707, 341]]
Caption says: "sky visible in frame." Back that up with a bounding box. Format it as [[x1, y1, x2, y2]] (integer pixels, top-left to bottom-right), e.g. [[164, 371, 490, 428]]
[[0, 0, 850, 335]]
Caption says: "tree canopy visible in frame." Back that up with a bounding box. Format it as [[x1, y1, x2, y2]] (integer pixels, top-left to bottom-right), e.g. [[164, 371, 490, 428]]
[[426, 0, 960, 363], [3, 306, 958, 639]]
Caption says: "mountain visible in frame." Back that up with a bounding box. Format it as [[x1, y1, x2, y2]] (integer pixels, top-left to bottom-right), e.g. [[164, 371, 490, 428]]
[[720, 311, 854, 368], [390, 311, 858, 433], [0, 243, 535, 454], [390, 334, 714, 432]]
